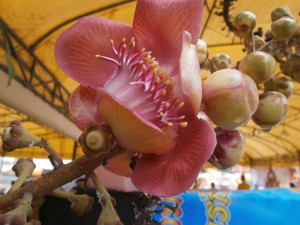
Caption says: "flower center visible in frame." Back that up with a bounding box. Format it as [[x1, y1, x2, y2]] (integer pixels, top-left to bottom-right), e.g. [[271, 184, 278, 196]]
[[96, 37, 187, 128]]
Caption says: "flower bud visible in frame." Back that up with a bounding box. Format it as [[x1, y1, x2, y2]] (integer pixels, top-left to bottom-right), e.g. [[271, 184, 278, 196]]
[[271, 6, 294, 22], [196, 39, 208, 65], [212, 53, 231, 70], [271, 17, 298, 42], [264, 77, 294, 98], [202, 69, 259, 129], [239, 51, 276, 84], [78, 125, 111, 157], [252, 91, 288, 131], [253, 35, 266, 49], [208, 127, 245, 169], [233, 11, 256, 38], [1, 121, 42, 151]]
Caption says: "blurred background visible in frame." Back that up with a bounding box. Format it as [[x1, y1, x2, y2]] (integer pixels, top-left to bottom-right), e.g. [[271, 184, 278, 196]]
[[0, 0, 300, 193]]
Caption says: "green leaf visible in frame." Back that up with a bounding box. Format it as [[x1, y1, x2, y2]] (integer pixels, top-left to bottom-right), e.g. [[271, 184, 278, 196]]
[[0, 20, 16, 86]]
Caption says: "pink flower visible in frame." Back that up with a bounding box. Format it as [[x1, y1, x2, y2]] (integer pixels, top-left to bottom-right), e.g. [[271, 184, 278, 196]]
[[55, 0, 216, 197]]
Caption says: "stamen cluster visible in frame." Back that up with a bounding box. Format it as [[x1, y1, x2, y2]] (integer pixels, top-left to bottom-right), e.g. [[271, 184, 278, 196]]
[[96, 37, 187, 128]]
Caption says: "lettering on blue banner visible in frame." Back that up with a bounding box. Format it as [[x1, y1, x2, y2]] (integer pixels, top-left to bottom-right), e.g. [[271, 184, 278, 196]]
[[200, 191, 231, 225]]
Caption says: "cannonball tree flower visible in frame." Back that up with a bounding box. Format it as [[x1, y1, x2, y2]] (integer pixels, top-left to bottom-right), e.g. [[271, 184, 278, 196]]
[[55, 0, 216, 197]]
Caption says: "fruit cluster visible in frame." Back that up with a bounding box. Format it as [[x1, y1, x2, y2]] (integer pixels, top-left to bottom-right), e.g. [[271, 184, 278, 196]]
[[197, 6, 299, 169]]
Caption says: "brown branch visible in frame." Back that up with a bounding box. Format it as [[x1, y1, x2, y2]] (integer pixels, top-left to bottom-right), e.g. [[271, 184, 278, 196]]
[[0, 147, 123, 211]]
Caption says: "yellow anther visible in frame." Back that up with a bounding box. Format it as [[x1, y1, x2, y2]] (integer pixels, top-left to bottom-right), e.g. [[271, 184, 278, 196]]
[[180, 122, 188, 127], [179, 115, 186, 119], [147, 51, 152, 55], [160, 112, 164, 117], [122, 44, 127, 49], [95, 54, 101, 58], [139, 60, 144, 65], [151, 58, 156, 62], [122, 37, 126, 42], [178, 102, 184, 108], [131, 41, 136, 47], [155, 77, 161, 84], [165, 103, 170, 108], [130, 37, 135, 42], [167, 122, 173, 127], [142, 65, 147, 71], [141, 48, 145, 53], [145, 55, 151, 62], [153, 68, 158, 75], [161, 90, 167, 96], [130, 82, 139, 85], [165, 80, 171, 85]]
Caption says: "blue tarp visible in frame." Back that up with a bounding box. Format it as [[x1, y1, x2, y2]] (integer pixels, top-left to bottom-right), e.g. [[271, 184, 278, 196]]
[[154, 188, 300, 225]]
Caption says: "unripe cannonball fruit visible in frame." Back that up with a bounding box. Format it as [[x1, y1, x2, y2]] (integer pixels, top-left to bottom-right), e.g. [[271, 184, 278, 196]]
[[202, 69, 259, 129], [264, 77, 294, 98], [233, 11, 256, 38], [239, 51, 276, 85], [271, 17, 298, 42], [208, 127, 245, 169], [252, 91, 288, 131]]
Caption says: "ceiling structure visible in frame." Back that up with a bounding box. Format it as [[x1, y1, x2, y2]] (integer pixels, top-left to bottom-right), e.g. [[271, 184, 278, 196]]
[[0, 0, 300, 168]]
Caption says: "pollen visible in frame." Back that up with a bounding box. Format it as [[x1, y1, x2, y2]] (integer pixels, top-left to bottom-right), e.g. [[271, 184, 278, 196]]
[[165, 103, 170, 108], [145, 55, 151, 62], [167, 122, 173, 126], [178, 102, 184, 108], [180, 122, 188, 127]]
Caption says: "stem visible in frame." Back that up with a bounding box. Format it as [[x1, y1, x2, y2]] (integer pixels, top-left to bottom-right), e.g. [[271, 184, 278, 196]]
[[41, 139, 64, 167], [51, 189, 76, 199], [0, 147, 123, 211], [0, 193, 33, 224], [90, 172, 123, 225], [8, 172, 29, 193]]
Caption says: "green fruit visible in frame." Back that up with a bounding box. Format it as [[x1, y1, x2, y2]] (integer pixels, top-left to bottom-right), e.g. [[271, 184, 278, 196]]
[[271, 6, 293, 22], [239, 51, 276, 84], [252, 91, 288, 131], [271, 17, 298, 42], [233, 11, 256, 38], [264, 77, 294, 98]]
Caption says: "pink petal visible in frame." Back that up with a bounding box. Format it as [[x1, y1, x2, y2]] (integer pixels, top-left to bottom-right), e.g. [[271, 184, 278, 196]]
[[132, 0, 203, 75], [69, 85, 101, 130], [178, 31, 202, 115], [104, 150, 133, 177], [96, 88, 177, 154], [131, 118, 216, 197], [55, 16, 134, 87]]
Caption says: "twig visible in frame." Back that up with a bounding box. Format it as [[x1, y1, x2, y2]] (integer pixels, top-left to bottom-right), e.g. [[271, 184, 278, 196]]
[[0, 146, 123, 211], [90, 172, 123, 225]]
